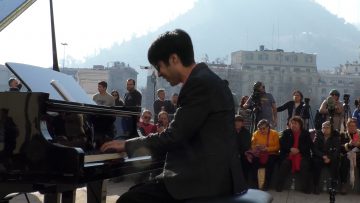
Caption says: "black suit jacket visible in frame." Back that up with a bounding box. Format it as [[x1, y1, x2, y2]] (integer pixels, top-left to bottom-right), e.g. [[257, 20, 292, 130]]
[[277, 101, 304, 122], [125, 63, 247, 199], [279, 129, 314, 160]]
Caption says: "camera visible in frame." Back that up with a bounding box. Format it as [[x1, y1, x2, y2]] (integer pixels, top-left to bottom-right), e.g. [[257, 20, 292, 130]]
[[251, 82, 264, 111], [304, 98, 310, 105], [301, 98, 311, 119], [343, 94, 350, 105]]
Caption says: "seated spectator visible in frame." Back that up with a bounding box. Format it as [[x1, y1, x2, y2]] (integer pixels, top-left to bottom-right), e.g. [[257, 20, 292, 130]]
[[276, 116, 313, 194], [339, 118, 360, 194], [138, 110, 157, 136], [234, 115, 252, 185], [312, 121, 340, 194], [246, 119, 279, 190], [352, 97, 360, 129], [153, 89, 172, 123], [156, 111, 170, 133]]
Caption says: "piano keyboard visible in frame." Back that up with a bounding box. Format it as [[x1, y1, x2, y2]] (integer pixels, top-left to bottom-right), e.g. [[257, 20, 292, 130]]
[[84, 152, 127, 163]]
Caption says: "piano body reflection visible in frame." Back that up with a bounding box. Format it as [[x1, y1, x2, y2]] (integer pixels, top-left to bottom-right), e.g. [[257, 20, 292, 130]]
[[0, 64, 161, 203]]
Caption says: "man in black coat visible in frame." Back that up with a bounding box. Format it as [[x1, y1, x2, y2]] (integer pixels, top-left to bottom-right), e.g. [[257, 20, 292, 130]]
[[101, 29, 247, 203]]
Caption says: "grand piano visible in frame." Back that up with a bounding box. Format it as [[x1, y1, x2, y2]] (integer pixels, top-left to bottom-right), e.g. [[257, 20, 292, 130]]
[[0, 63, 164, 203], [0, 1, 162, 203]]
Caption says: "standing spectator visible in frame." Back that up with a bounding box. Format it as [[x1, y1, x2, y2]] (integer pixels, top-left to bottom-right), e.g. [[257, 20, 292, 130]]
[[247, 119, 279, 190], [111, 90, 124, 106], [93, 81, 115, 106], [244, 81, 277, 128], [234, 115, 252, 185], [124, 79, 142, 107], [277, 90, 305, 125], [167, 93, 178, 120], [319, 89, 344, 131], [339, 118, 360, 194], [312, 121, 340, 194], [156, 111, 170, 133], [138, 110, 157, 136], [238, 95, 252, 130], [153, 88, 172, 122], [352, 97, 360, 129], [8, 77, 21, 92], [276, 116, 313, 193]]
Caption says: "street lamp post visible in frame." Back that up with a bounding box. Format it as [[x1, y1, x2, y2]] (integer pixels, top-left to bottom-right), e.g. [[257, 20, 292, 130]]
[[61, 42, 68, 69]]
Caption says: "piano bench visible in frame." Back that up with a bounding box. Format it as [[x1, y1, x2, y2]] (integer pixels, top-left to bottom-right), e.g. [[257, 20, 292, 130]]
[[185, 189, 273, 203]]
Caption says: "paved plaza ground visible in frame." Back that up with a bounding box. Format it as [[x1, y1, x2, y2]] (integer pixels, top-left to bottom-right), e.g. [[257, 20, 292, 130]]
[[9, 177, 360, 203]]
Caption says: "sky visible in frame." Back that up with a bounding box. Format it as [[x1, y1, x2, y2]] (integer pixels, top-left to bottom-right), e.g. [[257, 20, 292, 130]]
[[0, 0, 359, 70]]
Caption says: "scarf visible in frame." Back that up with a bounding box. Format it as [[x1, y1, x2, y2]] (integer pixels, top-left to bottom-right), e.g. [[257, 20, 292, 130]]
[[289, 130, 302, 173]]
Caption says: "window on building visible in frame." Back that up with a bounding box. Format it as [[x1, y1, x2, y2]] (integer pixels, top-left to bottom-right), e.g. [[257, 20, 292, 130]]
[[264, 54, 269, 60], [257, 66, 264, 71], [246, 53, 253, 60], [344, 89, 349, 93], [306, 68, 310, 72], [321, 88, 326, 94], [274, 67, 280, 71], [285, 56, 289, 61], [269, 86, 274, 92], [243, 65, 251, 70], [258, 54, 263, 60], [306, 56, 313, 63], [308, 77, 312, 83], [293, 55, 298, 62], [294, 67, 300, 72]]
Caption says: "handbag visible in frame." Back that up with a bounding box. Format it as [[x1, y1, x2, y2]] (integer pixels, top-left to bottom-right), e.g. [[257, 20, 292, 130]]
[[258, 131, 270, 165]]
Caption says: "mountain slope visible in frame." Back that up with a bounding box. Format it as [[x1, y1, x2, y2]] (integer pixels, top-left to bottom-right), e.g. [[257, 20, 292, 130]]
[[81, 0, 360, 73]]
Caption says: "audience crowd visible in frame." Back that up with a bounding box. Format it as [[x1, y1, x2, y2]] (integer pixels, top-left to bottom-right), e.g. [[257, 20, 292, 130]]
[[87, 76, 360, 195]]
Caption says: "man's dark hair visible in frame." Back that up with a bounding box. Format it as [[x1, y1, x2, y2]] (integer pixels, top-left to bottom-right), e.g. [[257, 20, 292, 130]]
[[148, 29, 195, 69], [127, 79, 136, 86], [253, 81, 263, 92], [98, 81, 107, 88]]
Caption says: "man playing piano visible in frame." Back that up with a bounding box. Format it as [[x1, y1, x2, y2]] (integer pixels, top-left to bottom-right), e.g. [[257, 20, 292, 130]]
[[101, 29, 247, 202]]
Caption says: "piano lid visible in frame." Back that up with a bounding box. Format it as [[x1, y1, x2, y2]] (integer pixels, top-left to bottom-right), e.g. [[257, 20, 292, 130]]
[[0, 0, 36, 32], [6, 62, 96, 105]]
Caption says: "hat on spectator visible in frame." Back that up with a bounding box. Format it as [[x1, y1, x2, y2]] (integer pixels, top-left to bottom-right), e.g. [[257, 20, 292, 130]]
[[329, 89, 340, 96]]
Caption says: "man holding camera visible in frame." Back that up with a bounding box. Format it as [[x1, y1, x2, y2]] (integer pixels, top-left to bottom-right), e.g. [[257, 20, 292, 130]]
[[319, 89, 344, 131], [244, 82, 277, 128]]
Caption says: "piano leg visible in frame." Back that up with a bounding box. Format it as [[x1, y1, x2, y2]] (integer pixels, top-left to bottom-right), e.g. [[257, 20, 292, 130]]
[[87, 180, 107, 203], [44, 193, 61, 203], [62, 190, 76, 203]]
